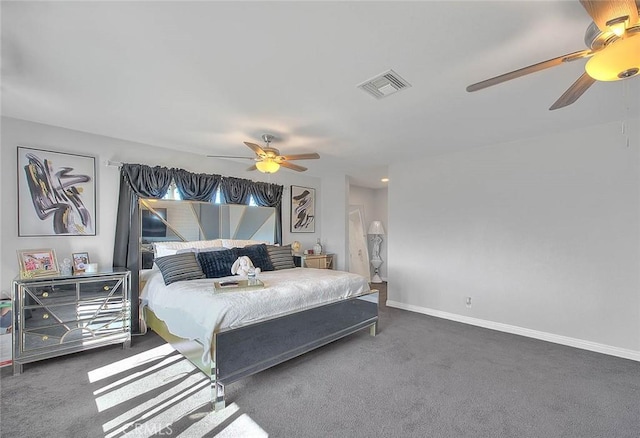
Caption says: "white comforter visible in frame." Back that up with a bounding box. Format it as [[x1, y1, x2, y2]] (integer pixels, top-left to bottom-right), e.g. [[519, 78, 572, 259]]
[[141, 267, 371, 364]]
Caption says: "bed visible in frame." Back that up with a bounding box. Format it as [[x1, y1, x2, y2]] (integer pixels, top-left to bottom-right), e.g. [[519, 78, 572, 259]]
[[140, 241, 379, 411]]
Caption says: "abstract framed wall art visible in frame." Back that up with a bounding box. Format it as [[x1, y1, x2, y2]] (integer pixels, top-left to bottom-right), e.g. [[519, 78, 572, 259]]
[[17, 146, 96, 236], [290, 185, 315, 233]]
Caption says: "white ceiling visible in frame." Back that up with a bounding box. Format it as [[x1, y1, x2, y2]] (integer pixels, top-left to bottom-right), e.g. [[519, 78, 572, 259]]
[[2, 1, 639, 188]]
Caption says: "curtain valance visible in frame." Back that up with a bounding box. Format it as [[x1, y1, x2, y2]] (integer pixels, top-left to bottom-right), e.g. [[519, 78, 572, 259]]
[[120, 163, 281, 207]]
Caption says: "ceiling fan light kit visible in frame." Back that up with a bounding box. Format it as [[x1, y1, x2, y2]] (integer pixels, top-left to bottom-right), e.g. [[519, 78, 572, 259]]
[[207, 133, 320, 173], [255, 159, 280, 174], [584, 33, 640, 81], [466, 0, 640, 110]]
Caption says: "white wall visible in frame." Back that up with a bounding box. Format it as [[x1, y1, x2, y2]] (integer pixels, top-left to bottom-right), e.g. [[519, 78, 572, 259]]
[[1, 117, 322, 295], [349, 184, 388, 280], [320, 173, 349, 271], [388, 119, 640, 359]]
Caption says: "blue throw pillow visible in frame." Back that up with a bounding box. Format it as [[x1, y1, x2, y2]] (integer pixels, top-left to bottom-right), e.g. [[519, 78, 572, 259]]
[[197, 248, 239, 278], [236, 244, 274, 272]]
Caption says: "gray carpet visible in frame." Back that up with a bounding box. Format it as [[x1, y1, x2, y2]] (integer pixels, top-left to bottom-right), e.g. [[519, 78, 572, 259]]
[[1, 306, 639, 438]]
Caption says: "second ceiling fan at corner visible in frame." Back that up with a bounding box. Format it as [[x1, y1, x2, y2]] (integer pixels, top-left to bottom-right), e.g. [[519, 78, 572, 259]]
[[466, 0, 640, 110], [207, 134, 320, 173]]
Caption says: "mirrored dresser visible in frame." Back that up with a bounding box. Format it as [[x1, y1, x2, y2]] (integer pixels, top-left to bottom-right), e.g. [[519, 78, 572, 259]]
[[12, 268, 130, 375]]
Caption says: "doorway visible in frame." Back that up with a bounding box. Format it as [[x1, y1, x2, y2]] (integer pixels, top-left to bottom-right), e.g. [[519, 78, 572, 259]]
[[348, 205, 370, 280]]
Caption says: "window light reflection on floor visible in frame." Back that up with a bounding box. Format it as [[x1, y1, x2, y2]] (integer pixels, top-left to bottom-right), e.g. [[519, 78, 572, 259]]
[[88, 343, 268, 437], [88, 343, 176, 383]]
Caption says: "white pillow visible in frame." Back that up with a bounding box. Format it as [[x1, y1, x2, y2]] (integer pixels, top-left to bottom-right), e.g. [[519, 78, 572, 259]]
[[176, 246, 228, 254], [154, 246, 179, 258], [154, 239, 224, 258], [220, 239, 269, 249]]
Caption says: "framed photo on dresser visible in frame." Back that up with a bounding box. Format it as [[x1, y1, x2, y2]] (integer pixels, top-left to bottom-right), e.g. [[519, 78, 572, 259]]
[[17, 248, 59, 279], [72, 252, 90, 273]]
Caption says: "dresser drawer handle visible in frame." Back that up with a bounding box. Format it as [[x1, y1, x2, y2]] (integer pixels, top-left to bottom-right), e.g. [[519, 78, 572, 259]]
[[42, 335, 49, 341], [42, 292, 49, 298], [103, 286, 110, 291], [42, 313, 49, 319]]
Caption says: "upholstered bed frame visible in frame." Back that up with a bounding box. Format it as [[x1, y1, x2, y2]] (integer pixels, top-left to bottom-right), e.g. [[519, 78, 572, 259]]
[[144, 290, 379, 411]]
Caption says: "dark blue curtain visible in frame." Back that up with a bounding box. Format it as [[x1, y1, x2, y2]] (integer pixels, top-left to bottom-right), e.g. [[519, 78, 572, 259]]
[[122, 164, 173, 198], [250, 181, 284, 244], [220, 177, 252, 205], [173, 168, 221, 202]]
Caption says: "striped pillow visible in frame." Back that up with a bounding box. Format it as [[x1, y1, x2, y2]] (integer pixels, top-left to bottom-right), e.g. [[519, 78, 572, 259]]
[[267, 245, 296, 270], [155, 252, 205, 285]]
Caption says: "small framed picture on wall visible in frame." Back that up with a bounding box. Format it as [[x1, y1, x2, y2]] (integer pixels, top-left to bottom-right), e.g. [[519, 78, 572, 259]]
[[72, 252, 90, 273], [290, 185, 315, 233]]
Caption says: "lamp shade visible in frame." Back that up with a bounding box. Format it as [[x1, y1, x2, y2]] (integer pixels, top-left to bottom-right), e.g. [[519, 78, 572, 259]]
[[368, 220, 385, 235], [585, 34, 640, 81], [256, 159, 280, 173]]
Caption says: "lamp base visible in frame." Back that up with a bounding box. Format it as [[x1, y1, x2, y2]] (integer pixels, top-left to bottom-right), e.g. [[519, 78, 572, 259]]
[[370, 258, 383, 284]]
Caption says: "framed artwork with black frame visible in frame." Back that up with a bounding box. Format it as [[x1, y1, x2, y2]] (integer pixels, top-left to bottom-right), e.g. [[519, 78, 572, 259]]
[[17, 146, 96, 236], [290, 185, 315, 233]]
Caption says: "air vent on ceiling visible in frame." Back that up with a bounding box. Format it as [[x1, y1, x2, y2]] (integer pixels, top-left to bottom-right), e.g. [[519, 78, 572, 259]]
[[357, 69, 411, 99]]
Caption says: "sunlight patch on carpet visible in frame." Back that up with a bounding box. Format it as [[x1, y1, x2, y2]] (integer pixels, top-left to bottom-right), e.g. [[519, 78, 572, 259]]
[[212, 413, 269, 437], [88, 344, 177, 383], [88, 343, 268, 437]]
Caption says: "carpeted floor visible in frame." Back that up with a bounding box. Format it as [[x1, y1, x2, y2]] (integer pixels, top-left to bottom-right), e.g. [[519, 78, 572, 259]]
[[1, 304, 639, 438]]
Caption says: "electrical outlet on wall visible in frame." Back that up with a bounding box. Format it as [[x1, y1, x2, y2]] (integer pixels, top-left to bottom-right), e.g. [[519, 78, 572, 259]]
[[465, 296, 472, 308]]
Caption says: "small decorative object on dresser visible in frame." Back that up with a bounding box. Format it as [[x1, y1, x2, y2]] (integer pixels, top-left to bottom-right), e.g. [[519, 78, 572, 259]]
[[60, 258, 73, 276], [313, 238, 323, 255], [17, 249, 59, 279]]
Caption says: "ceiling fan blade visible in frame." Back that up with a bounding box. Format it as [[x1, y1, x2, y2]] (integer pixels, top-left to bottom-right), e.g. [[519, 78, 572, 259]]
[[466, 50, 593, 92], [244, 141, 266, 156], [579, 0, 638, 33], [279, 153, 320, 161], [246, 164, 257, 171], [280, 161, 307, 172], [207, 155, 255, 160], [549, 72, 596, 110]]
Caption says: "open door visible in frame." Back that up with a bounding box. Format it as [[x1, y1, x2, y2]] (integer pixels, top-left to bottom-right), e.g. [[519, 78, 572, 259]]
[[348, 206, 370, 281]]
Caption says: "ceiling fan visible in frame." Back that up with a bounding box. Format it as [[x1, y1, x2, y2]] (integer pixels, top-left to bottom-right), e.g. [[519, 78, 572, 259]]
[[467, 0, 640, 110], [207, 134, 320, 173]]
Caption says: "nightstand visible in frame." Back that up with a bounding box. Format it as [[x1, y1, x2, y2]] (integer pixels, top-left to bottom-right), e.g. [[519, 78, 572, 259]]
[[293, 253, 334, 269]]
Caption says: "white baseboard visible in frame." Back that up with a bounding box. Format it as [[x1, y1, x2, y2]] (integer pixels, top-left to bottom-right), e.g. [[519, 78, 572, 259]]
[[386, 300, 640, 362]]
